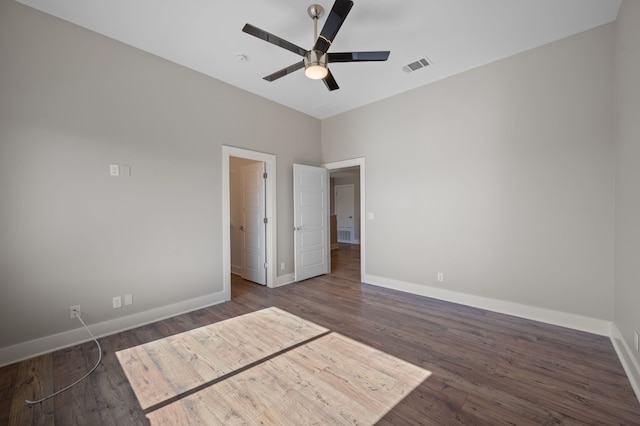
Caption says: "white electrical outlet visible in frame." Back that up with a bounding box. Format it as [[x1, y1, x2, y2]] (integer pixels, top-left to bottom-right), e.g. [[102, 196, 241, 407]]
[[109, 164, 120, 176], [635, 331, 639, 352], [437, 272, 444, 282], [124, 294, 133, 306], [281, 262, 285, 271], [113, 296, 122, 309], [70, 305, 80, 319]]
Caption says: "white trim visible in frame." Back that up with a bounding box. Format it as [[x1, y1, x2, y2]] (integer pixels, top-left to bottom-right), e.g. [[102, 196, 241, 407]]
[[323, 158, 366, 280], [274, 273, 295, 288], [0, 291, 227, 367], [362, 273, 613, 336], [222, 146, 277, 296], [611, 324, 640, 403]]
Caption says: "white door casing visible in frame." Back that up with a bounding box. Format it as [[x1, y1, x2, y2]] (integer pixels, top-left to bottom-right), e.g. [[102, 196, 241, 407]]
[[294, 164, 329, 282], [222, 146, 276, 300], [323, 157, 366, 281], [241, 162, 266, 285]]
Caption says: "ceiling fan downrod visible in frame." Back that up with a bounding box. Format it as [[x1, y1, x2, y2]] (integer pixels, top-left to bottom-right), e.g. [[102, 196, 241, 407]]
[[307, 4, 325, 43], [305, 4, 328, 80]]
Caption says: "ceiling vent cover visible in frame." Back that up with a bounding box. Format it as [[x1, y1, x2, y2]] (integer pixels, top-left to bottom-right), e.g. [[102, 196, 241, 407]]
[[402, 57, 430, 73]]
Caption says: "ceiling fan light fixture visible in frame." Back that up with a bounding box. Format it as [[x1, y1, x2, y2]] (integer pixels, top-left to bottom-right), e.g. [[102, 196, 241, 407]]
[[305, 64, 328, 80], [304, 50, 328, 80]]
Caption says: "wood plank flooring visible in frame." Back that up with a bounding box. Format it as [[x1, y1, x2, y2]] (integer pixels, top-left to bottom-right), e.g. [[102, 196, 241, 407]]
[[116, 307, 329, 410], [2, 243, 640, 425], [145, 332, 431, 425]]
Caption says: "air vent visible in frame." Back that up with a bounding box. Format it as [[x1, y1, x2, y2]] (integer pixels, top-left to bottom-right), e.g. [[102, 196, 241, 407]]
[[402, 57, 431, 73]]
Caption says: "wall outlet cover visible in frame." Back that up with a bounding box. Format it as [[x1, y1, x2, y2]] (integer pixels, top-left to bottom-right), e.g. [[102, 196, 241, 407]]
[[69, 305, 80, 320]]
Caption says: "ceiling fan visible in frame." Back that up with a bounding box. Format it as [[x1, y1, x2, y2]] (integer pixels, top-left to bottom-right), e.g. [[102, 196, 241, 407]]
[[242, 0, 390, 91]]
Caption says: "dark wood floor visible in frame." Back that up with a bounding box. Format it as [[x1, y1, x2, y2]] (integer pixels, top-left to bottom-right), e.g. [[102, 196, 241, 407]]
[[2, 243, 639, 425]]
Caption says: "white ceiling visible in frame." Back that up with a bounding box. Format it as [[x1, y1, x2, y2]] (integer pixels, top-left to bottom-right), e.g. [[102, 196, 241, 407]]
[[17, 0, 621, 119]]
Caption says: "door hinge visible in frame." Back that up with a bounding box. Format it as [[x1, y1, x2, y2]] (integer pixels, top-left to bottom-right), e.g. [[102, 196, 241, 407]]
[[263, 217, 268, 224], [264, 262, 268, 269], [263, 172, 268, 179]]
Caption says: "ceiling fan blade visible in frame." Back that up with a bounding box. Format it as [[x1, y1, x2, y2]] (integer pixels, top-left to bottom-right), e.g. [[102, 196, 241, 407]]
[[242, 24, 307, 57], [322, 69, 340, 91], [263, 61, 305, 82], [328, 51, 390, 63], [313, 0, 354, 54]]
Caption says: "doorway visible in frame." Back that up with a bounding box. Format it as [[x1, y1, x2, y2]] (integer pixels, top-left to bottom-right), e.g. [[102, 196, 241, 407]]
[[230, 157, 266, 285], [324, 158, 366, 281], [222, 146, 277, 300], [334, 183, 357, 244]]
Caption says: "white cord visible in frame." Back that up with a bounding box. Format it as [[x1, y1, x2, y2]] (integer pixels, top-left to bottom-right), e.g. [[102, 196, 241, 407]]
[[25, 311, 103, 405]]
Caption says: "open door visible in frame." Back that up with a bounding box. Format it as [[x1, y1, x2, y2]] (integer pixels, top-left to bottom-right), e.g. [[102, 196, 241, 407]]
[[241, 162, 267, 285], [294, 164, 329, 282]]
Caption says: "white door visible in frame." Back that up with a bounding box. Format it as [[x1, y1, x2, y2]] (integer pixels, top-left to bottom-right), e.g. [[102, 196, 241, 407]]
[[241, 162, 266, 285], [335, 184, 355, 243], [294, 164, 329, 282]]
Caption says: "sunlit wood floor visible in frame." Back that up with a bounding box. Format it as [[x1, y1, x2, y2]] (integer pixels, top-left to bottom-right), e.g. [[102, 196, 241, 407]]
[[2, 243, 640, 425]]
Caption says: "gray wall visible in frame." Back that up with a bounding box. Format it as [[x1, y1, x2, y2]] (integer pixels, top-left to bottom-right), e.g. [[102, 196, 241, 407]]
[[0, 0, 320, 352], [614, 0, 640, 376], [322, 23, 615, 321]]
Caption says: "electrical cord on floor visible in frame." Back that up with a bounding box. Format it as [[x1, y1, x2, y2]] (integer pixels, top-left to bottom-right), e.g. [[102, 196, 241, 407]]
[[25, 310, 103, 405]]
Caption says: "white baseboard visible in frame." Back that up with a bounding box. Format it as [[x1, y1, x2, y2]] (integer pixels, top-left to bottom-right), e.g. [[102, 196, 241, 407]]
[[231, 264, 242, 276], [611, 324, 640, 403], [274, 273, 295, 288], [0, 290, 228, 368], [362, 273, 612, 336]]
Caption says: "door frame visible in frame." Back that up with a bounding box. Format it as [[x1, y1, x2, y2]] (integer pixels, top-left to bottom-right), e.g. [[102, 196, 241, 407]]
[[222, 146, 277, 299], [323, 157, 366, 279]]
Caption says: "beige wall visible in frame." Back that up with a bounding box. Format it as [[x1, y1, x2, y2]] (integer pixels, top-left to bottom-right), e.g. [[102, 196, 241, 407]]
[[322, 23, 615, 321], [614, 0, 640, 379], [0, 0, 320, 353]]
